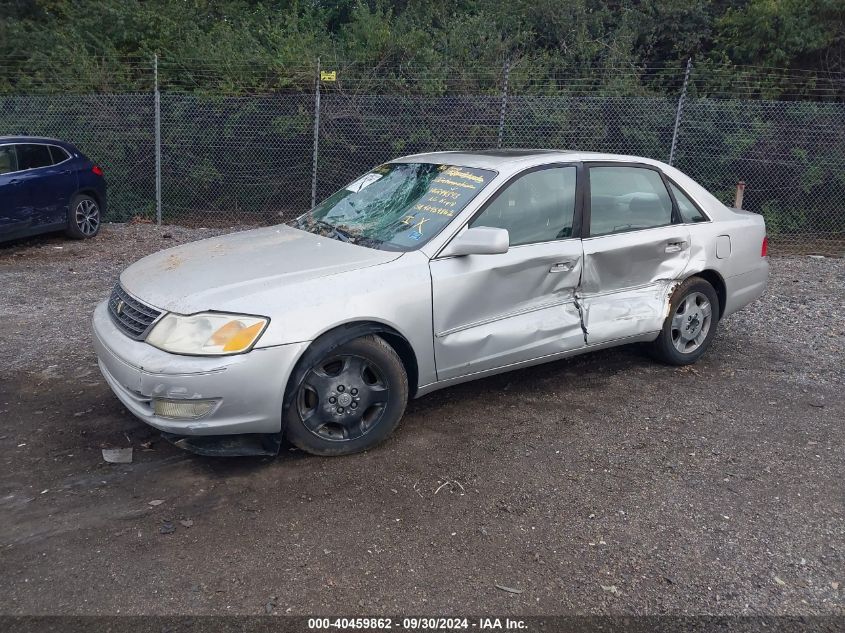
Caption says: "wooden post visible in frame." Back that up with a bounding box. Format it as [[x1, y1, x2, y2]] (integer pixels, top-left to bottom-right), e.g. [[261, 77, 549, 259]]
[[734, 181, 746, 209]]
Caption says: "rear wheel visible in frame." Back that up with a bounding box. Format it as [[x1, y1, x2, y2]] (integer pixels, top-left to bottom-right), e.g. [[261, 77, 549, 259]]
[[65, 194, 101, 239], [285, 335, 408, 456], [649, 276, 719, 365]]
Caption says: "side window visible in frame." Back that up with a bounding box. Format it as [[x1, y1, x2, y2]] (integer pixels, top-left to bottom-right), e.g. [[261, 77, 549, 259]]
[[670, 182, 707, 223], [0, 146, 17, 174], [17, 144, 53, 170], [49, 145, 70, 164], [470, 166, 577, 246], [588, 166, 673, 237]]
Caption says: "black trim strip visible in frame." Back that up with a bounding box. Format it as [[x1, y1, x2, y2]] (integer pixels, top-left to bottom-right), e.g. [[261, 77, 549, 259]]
[[664, 176, 713, 223]]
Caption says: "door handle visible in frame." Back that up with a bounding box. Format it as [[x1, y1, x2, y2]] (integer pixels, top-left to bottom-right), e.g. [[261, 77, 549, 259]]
[[665, 241, 688, 253], [549, 261, 575, 273]]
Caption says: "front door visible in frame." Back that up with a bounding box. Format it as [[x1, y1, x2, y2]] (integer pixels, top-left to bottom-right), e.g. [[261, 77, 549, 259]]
[[579, 164, 692, 344], [0, 144, 33, 233], [430, 165, 585, 381]]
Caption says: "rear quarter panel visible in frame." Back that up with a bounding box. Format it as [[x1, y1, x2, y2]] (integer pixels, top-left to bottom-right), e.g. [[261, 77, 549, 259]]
[[74, 157, 107, 215], [685, 209, 768, 318]]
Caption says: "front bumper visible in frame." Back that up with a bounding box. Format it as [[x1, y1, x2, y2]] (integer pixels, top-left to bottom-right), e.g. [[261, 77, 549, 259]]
[[92, 301, 309, 436]]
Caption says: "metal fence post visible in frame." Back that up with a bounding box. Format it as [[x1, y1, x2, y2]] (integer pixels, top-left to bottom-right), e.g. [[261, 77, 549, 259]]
[[311, 58, 321, 210], [669, 57, 692, 166], [154, 53, 162, 225], [497, 60, 511, 149]]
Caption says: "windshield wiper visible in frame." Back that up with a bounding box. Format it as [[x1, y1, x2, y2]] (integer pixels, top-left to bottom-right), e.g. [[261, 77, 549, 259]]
[[307, 218, 348, 241], [318, 220, 373, 245], [299, 217, 384, 249], [329, 224, 354, 242]]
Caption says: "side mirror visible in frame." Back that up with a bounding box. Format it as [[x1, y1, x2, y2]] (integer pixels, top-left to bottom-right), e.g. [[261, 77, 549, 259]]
[[440, 226, 509, 257]]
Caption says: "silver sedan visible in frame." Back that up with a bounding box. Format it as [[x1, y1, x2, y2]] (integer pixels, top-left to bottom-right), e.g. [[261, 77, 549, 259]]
[[92, 150, 769, 456]]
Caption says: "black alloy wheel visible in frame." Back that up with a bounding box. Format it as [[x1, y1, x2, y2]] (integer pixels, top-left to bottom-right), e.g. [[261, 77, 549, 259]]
[[285, 335, 408, 456]]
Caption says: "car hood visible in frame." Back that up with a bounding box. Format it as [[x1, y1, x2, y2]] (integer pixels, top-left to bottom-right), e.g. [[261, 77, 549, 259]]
[[120, 225, 402, 314]]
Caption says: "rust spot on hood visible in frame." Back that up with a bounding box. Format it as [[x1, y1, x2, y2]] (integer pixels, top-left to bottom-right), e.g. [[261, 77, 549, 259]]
[[163, 254, 184, 270]]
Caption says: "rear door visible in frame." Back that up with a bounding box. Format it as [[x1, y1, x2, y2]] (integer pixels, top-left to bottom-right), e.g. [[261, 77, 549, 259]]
[[580, 163, 691, 344], [46, 145, 77, 224], [430, 164, 586, 381], [0, 145, 33, 233]]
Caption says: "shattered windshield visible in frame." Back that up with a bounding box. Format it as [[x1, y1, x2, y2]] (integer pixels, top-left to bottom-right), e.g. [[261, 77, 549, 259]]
[[289, 163, 496, 251]]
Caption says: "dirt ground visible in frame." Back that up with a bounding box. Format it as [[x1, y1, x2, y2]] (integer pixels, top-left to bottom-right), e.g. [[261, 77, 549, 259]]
[[0, 224, 842, 616]]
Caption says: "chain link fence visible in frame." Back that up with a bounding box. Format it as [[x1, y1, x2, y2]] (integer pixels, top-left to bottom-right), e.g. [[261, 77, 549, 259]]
[[673, 99, 845, 251], [0, 93, 156, 218], [1, 60, 843, 253], [160, 93, 313, 224]]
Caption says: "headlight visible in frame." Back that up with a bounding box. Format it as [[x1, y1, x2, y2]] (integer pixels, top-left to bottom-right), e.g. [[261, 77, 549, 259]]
[[146, 312, 269, 355]]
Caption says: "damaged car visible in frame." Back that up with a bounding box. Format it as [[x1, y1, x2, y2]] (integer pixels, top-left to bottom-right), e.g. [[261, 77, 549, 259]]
[[92, 150, 768, 456]]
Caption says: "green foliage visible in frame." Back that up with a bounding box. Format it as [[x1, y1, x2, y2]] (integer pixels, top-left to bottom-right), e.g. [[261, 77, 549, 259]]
[[0, 1, 842, 237], [1, 0, 842, 96], [716, 0, 844, 71]]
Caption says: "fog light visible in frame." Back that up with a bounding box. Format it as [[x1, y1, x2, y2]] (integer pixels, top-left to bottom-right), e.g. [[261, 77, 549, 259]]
[[153, 398, 216, 420]]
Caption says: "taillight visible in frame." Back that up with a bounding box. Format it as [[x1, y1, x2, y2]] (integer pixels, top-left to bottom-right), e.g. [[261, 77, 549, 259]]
[[761, 236, 768, 257], [92, 165, 104, 177]]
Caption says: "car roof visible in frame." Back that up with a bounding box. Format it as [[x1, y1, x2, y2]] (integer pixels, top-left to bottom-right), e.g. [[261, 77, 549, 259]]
[[0, 135, 76, 148], [393, 149, 669, 171], [392, 149, 729, 218]]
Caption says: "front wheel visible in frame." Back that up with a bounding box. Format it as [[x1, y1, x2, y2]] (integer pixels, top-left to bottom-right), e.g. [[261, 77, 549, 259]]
[[284, 335, 408, 456], [649, 276, 720, 366]]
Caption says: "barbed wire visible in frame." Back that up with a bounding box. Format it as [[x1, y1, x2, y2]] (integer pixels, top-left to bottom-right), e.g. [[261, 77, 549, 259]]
[[0, 56, 843, 100]]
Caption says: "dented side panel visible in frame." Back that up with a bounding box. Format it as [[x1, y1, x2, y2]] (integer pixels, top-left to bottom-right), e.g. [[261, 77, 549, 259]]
[[579, 225, 691, 344], [579, 281, 678, 343], [430, 240, 585, 381]]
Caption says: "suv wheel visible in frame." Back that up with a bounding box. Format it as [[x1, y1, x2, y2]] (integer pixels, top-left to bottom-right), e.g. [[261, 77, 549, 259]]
[[65, 194, 101, 239]]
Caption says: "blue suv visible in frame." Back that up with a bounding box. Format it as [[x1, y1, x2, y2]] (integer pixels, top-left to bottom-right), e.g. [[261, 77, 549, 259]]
[[0, 136, 107, 243]]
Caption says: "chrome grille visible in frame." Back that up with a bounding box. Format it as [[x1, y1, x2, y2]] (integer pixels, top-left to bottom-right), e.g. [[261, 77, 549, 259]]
[[107, 284, 161, 340]]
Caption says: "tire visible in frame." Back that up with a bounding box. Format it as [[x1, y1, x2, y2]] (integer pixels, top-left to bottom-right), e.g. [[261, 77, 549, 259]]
[[649, 276, 720, 366], [65, 194, 101, 239], [284, 335, 408, 456]]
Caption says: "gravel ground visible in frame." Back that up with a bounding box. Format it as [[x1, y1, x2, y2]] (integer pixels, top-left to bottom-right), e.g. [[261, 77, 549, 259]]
[[0, 224, 842, 616]]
